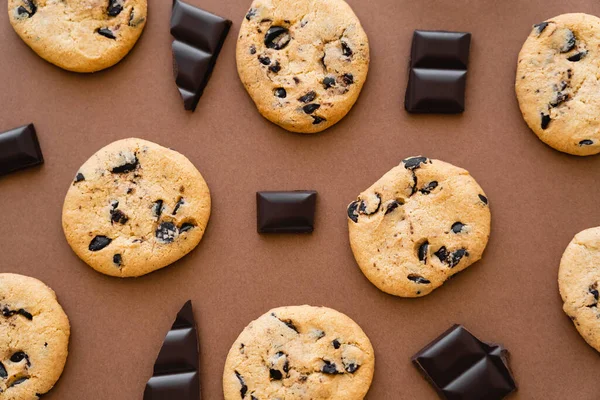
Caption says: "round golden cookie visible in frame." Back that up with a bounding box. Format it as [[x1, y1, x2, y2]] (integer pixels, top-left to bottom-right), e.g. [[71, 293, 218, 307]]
[[223, 305, 375, 400], [347, 156, 491, 298], [559, 227, 600, 352], [62, 138, 211, 278], [236, 0, 369, 134], [0, 273, 70, 400], [516, 13, 600, 156], [7, 0, 147, 73]]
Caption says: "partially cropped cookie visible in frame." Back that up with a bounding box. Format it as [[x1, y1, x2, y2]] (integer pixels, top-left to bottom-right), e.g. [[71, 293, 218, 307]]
[[516, 13, 600, 156], [0, 273, 70, 400], [8, 0, 147, 73], [559, 227, 600, 352], [223, 305, 374, 400], [236, 0, 369, 134], [347, 157, 491, 297], [62, 138, 211, 277]]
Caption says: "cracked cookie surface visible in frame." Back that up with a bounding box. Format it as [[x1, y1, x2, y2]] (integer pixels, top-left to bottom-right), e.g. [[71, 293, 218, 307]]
[[559, 227, 600, 352], [516, 13, 600, 156], [223, 305, 374, 400], [62, 138, 211, 277], [8, 0, 147, 72], [347, 157, 491, 298], [236, 0, 369, 134], [0, 273, 70, 400]]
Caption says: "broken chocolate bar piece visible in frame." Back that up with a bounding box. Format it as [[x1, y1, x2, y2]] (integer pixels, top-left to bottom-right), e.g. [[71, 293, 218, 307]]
[[405, 30, 471, 113], [170, 0, 231, 111], [257, 191, 317, 233], [0, 124, 43, 177], [144, 301, 200, 400], [412, 324, 516, 400]]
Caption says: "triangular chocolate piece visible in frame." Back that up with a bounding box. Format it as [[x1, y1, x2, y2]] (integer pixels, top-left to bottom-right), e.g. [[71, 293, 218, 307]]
[[144, 301, 200, 400], [170, 0, 231, 111]]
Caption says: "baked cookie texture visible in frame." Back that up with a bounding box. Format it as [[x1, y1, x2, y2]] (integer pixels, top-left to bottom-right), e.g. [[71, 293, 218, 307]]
[[516, 13, 600, 156], [223, 305, 374, 400], [0, 273, 70, 400], [8, 0, 147, 73], [559, 227, 600, 352], [347, 157, 491, 298], [62, 138, 211, 278], [236, 0, 369, 134]]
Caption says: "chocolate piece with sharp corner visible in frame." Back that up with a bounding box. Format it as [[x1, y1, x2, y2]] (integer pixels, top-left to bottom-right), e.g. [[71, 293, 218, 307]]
[[0, 124, 43, 177], [144, 300, 200, 400], [412, 324, 517, 400], [257, 191, 317, 233], [170, 0, 231, 111]]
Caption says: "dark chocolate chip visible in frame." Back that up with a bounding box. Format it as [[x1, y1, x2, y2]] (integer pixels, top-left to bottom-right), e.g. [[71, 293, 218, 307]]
[[478, 194, 488, 205], [579, 139, 594, 146], [293, 77, 300, 84], [97, 27, 117, 40], [264, 26, 291, 50], [269, 369, 283, 380], [323, 76, 336, 89], [332, 339, 341, 349], [434, 246, 448, 263], [385, 200, 402, 215], [172, 197, 185, 215], [451, 222, 465, 234], [0, 362, 6, 379], [179, 223, 195, 233], [258, 55, 271, 65], [89, 235, 112, 251], [568, 51, 587, 62], [312, 115, 326, 124], [113, 254, 122, 267], [403, 156, 429, 170], [408, 274, 431, 284], [111, 155, 138, 173], [448, 249, 468, 268], [235, 371, 247, 398], [107, 0, 123, 16], [110, 209, 129, 225], [342, 73, 354, 85], [249, 45, 256, 54], [152, 200, 164, 218], [282, 319, 298, 333], [560, 29, 576, 53], [245, 8, 257, 20], [347, 201, 360, 223], [550, 91, 569, 107], [10, 352, 26, 363], [534, 22, 549, 35], [17, 309, 33, 320], [344, 362, 360, 373], [321, 360, 339, 374], [341, 41, 353, 57], [298, 91, 316, 103], [420, 181, 438, 195], [17, 0, 36, 17], [1, 307, 32, 320], [9, 377, 29, 387], [418, 242, 429, 263], [74, 172, 85, 183], [268, 61, 281, 73], [589, 284, 599, 305], [303, 104, 320, 114], [541, 113, 551, 130], [156, 222, 177, 243], [274, 88, 287, 98]]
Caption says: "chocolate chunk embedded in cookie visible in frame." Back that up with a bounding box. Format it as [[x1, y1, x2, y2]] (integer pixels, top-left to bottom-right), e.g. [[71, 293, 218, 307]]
[[223, 305, 374, 400], [516, 13, 600, 156], [236, 0, 369, 134], [62, 138, 211, 277], [347, 157, 491, 297]]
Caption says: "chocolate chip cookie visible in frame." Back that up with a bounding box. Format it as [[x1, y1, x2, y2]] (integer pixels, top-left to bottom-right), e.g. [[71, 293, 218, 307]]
[[516, 13, 600, 156], [223, 305, 375, 400], [8, 0, 147, 73], [62, 138, 211, 277], [347, 156, 491, 297], [559, 226, 600, 352], [0, 273, 70, 400], [236, 0, 369, 134]]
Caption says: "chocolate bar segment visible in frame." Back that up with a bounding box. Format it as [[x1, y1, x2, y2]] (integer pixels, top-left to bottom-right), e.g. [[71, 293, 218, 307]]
[[405, 30, 471, 113], [0, 124, 43, 176], [170, 0, 231, 111], [144, 301, 200, 400], [412, 324, 516, 400], [257, 191, 317, 233]]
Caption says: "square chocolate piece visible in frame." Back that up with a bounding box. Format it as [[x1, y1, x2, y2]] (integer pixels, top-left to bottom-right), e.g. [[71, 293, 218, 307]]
[[257, 191, 317, 233], [0, 123, 43, 176], [405, 30, 471, 114], [412, 325, 516, 400]]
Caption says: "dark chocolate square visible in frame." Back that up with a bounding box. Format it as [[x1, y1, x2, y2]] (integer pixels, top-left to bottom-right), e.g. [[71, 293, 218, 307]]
[[257, 191, 317, 233], [412, 325, 516, 400], [0, 123, 43, 177], [410, 31, 471, 70], [405, 68, 467, 113]]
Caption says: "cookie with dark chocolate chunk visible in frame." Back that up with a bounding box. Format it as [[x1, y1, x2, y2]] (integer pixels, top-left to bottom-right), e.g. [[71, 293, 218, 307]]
[[347, 157, 491, 297], [62, 138, 211, 277], [223, 306, 374, 400], [236, 0, 370, 133]]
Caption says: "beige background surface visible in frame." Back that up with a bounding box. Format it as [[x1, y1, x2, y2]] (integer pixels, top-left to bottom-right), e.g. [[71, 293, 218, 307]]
[[1, 0, 600, 398]]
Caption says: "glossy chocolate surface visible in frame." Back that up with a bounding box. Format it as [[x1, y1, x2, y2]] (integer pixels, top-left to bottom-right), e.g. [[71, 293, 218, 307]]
[[257, 191, 317, 233], [0, 124, 43, 176]]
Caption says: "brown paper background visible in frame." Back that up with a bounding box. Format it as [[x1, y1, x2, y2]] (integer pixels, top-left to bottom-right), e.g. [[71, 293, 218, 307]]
[[2, 0, 600, 398]]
